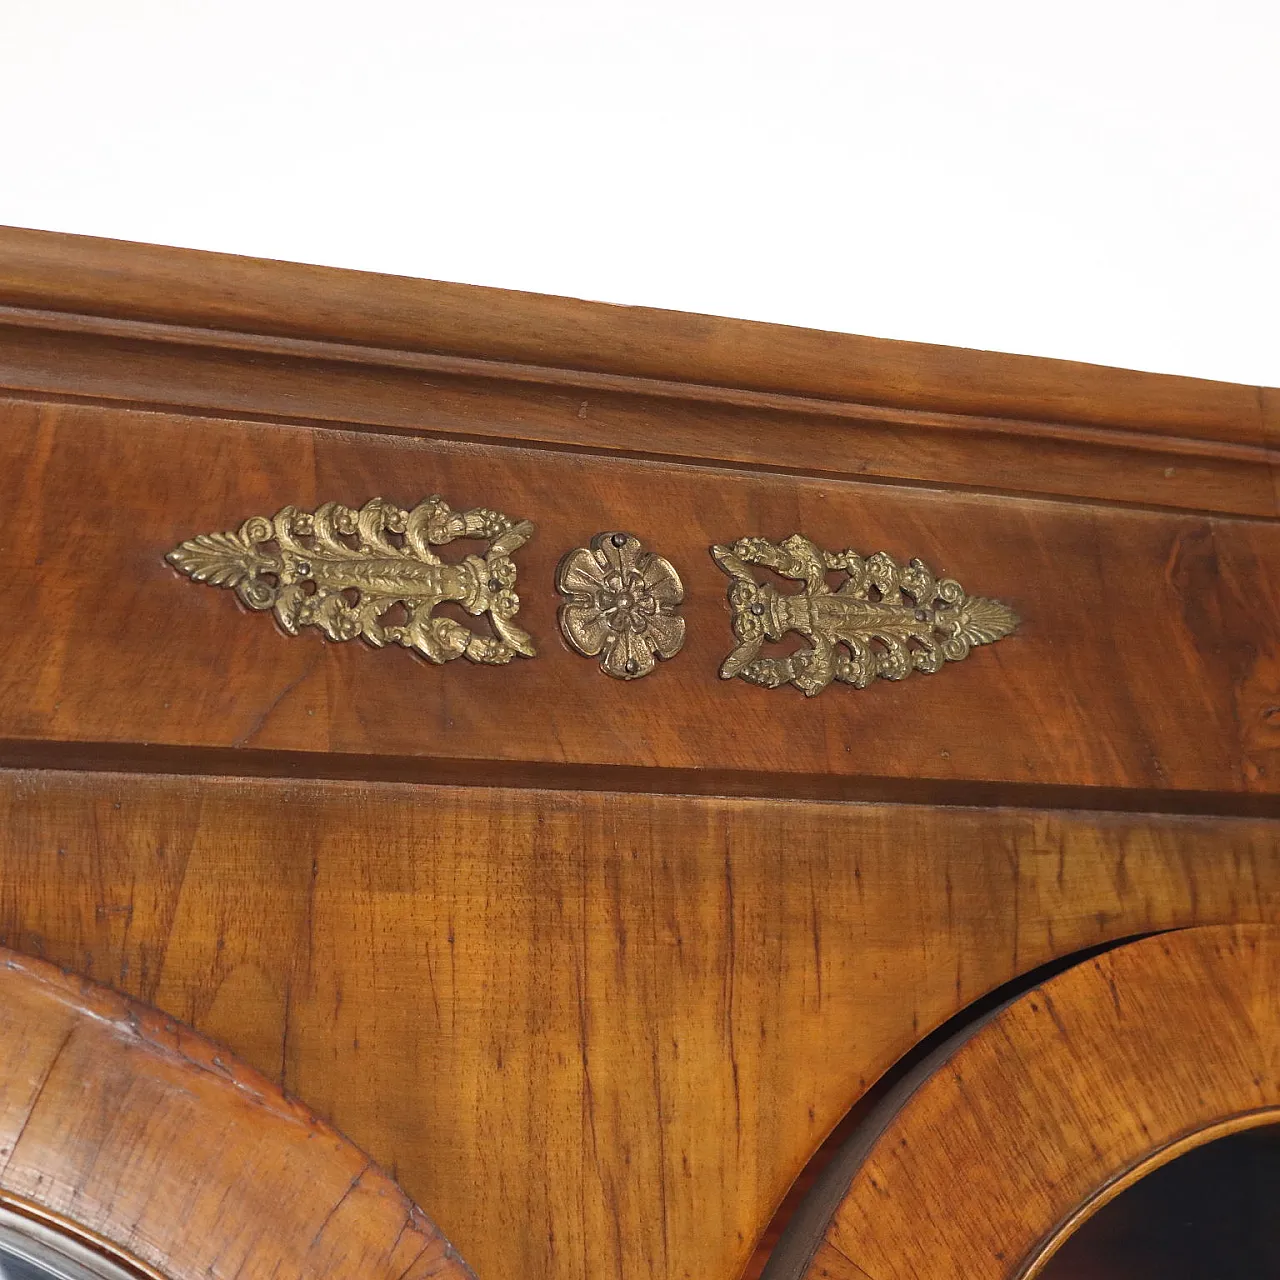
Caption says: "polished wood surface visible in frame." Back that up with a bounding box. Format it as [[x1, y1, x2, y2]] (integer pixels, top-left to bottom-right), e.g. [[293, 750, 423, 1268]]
[[0, 225, 1268, 443], [2, 228, 1279, 1280], [0, 944, 473, 1280], [4, 397, 1280, 805], [1, 770, 1277, 1280], [0, 308, 1275, 521], [0, 228, 1277, 528], [784, 926, 1280, 1280]]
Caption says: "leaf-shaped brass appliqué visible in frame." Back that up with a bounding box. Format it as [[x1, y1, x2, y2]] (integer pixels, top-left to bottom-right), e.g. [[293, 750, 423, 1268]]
[[712, 535, 1017, 695], [168, 496, 536, 665]]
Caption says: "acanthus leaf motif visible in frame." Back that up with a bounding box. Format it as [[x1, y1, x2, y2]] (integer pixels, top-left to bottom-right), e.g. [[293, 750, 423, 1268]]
[[712, 536, 1018, 695], [167, 496, 536, 666]]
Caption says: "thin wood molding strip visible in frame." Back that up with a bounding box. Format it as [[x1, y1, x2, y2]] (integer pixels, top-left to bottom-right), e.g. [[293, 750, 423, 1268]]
[[769, 925, 1280, 1280], [9, 738, 1280, 817], [2, 313, 1275, 521], [0, 224, 1270, 445], [0, 946, 475, 1280]]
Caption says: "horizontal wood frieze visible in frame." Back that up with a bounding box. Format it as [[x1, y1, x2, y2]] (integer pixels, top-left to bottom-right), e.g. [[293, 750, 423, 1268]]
[[4, 397, 1279, 800], [0, 225, 1272, 447]]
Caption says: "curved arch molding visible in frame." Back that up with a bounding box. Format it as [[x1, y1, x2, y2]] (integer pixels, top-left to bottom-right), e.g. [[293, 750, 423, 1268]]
[[770, 925, 1280, 1280], [0, 947, 475, 1280]]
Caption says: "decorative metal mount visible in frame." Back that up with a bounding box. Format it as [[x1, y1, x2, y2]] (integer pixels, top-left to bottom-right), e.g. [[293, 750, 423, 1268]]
[[712, 535, 1018, 695], [556, 532, 685, 680], [167, 496, 536, 665]]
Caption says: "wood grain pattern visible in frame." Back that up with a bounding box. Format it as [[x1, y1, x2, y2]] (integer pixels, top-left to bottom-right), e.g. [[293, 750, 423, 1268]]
[[5, 228, 1280, 1280], [1, 769, 1277, 1280], [4, 398, 1280, 802], [791, 925, 1280, 1280], [0, 225, 1269, 444], [1265, 386, 1280, 514], [0, 944, 473, 1280], [1, 316, 1275, 520]]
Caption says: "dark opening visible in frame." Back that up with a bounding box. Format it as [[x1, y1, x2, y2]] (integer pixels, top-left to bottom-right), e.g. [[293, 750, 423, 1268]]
[[1041, 1123, 1280, 1280]]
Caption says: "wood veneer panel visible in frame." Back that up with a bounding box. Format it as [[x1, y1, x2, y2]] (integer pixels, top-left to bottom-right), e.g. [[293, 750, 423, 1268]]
[[3, 398, 1279, 798], [1, 769, 1278, 1280], [0, 225, 1267, 444]]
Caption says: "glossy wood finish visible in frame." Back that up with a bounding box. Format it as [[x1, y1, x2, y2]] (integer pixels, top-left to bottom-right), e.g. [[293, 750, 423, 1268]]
[[2, 770, 1278, 1280], [3, 228, 1280, 1280], [4, 397, 1280, 806], [1, 313, 1275, 521], [0, 226, 1267, 444], [0, 944, 473, 1280], [780, 926, 1280, 1280]]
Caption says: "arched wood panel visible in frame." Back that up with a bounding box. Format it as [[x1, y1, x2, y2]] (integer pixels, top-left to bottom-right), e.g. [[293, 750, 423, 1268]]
[[3, 772, 1280, 1280], [0, 947, 474, 1280], [769, 925, 1280, 1280]]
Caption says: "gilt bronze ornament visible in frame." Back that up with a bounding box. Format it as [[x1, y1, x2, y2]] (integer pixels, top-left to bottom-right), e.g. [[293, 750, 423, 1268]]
[[168, 496, 536, 666], [712, 535, 1017, 695], [556, 532, 685, 680]]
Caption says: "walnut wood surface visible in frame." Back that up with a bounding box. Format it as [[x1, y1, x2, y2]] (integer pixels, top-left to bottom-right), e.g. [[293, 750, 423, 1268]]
[[3, 397, 1280, 803], [4, 230, 1280, 1280], [0, 942, 473, 1280], [0, 315, 1275, 520], [787, 925, 1280, 1280], [2, 769, 1277, 1280], [0, 225, 1270, 444]]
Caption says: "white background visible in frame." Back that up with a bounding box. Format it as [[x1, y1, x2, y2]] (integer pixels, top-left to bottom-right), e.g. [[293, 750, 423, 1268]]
[[2, 2, 1276, 386]]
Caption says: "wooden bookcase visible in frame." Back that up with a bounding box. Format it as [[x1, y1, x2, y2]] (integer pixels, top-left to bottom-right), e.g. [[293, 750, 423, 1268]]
[[0, 226, 1276, 1279]]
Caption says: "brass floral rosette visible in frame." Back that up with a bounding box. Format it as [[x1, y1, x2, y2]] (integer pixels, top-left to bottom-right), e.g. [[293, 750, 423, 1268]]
[[556, 533, 685, 680]]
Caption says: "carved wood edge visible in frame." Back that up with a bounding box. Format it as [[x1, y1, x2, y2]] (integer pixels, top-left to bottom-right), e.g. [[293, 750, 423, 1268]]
[[759, 1003, 1010, 1280], [0, 225, 1270, 448], [763, 925, 1280, 1280], [0, 949, 477, 1280], [0, 303, 1271, 468]]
